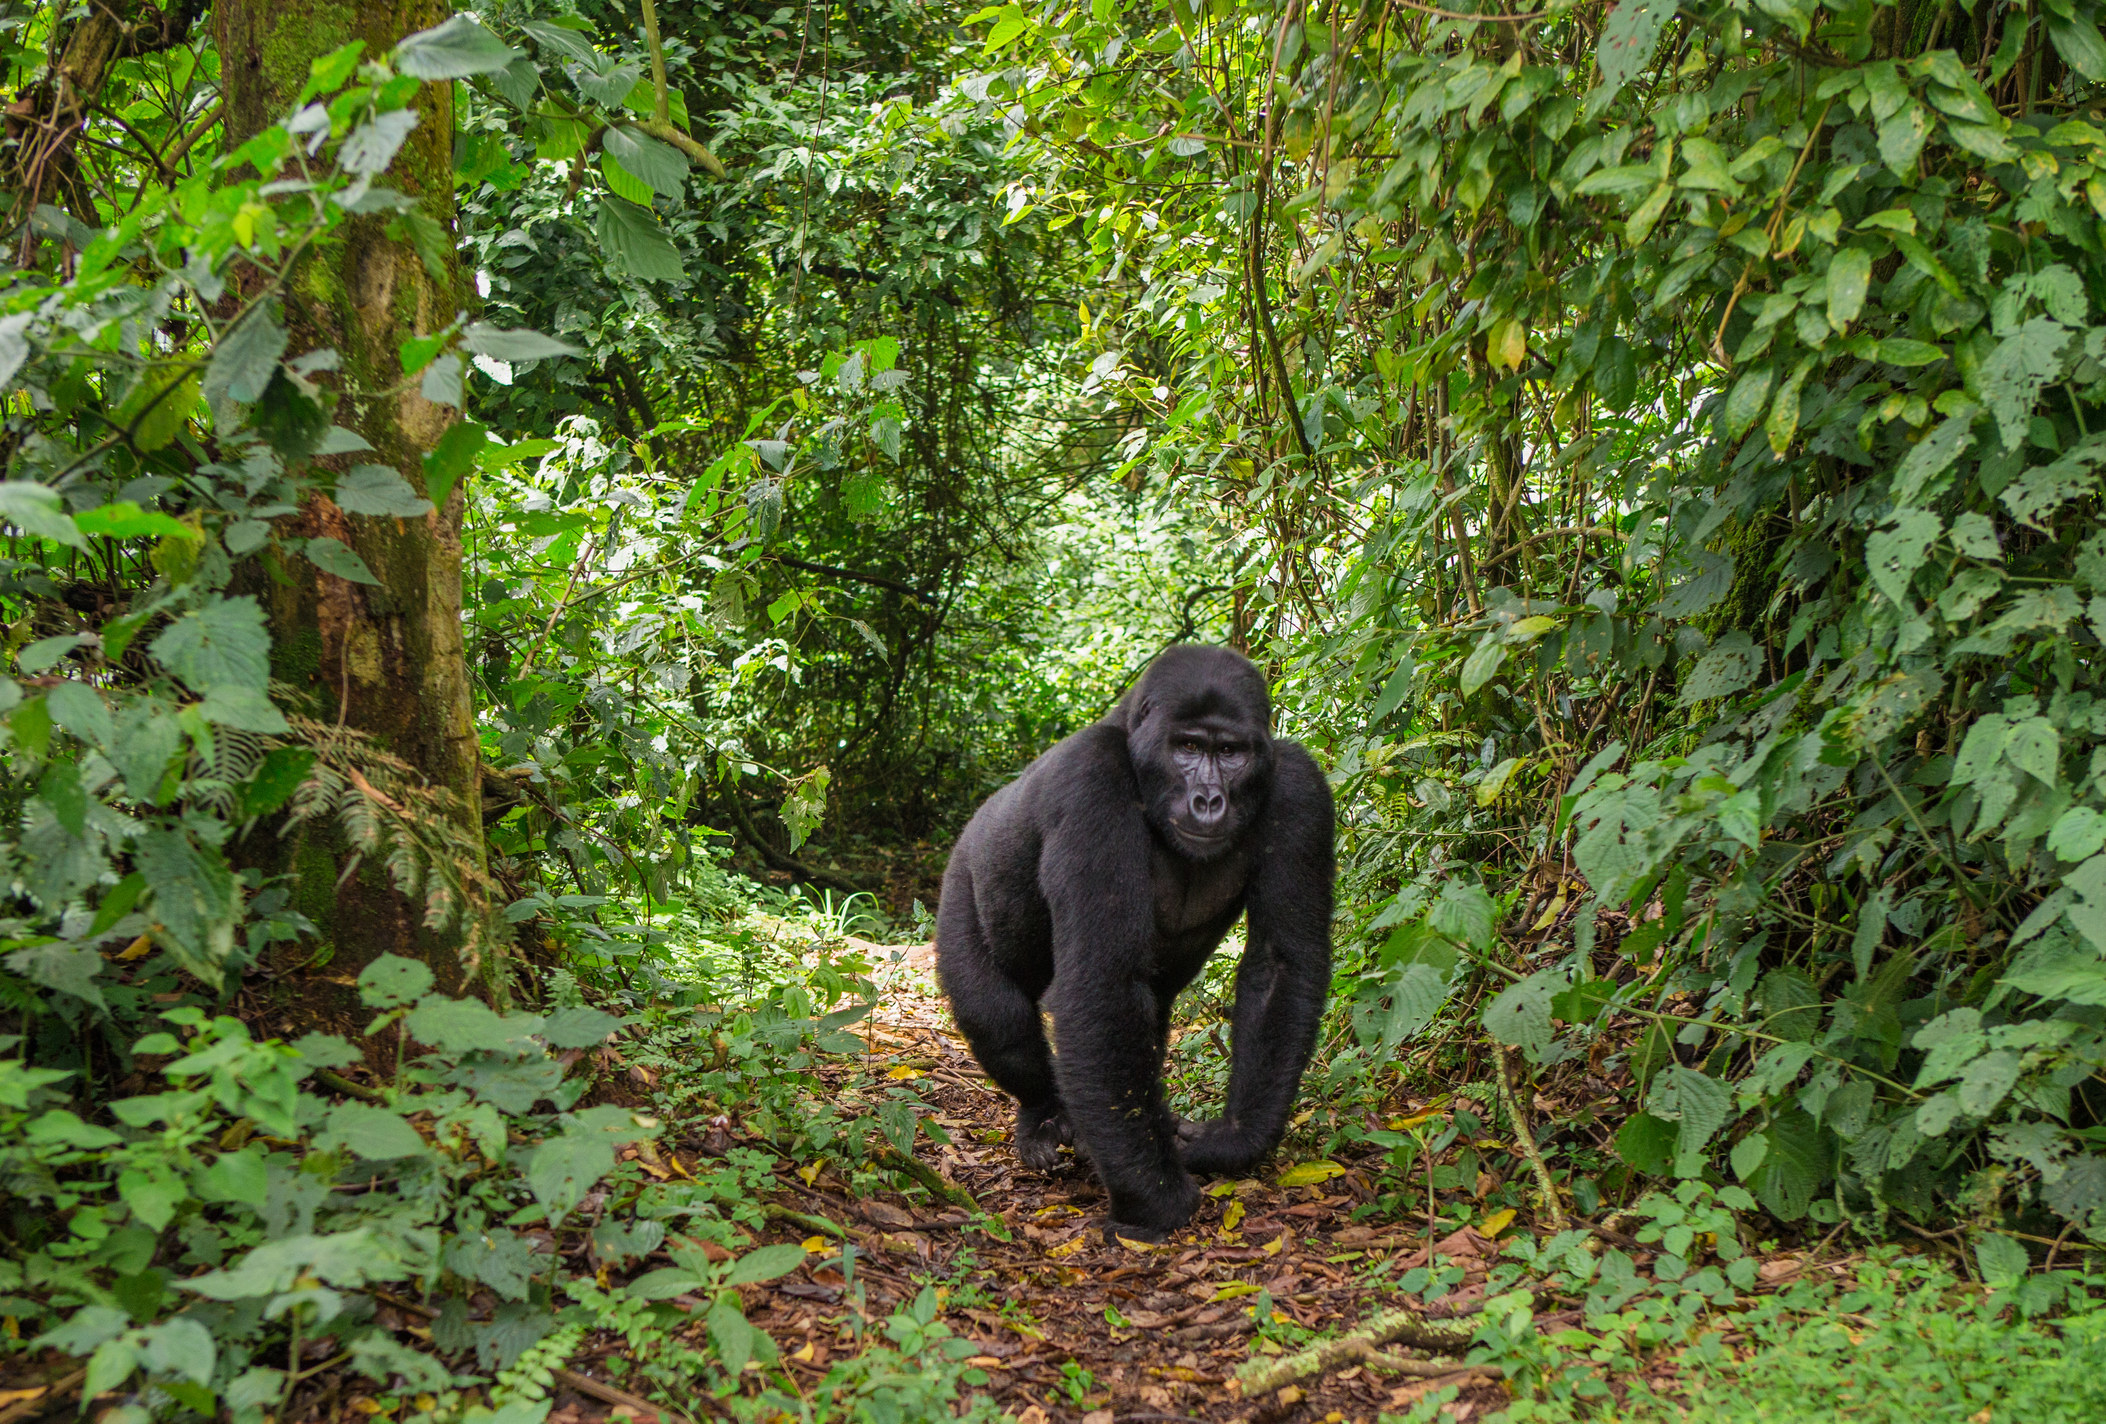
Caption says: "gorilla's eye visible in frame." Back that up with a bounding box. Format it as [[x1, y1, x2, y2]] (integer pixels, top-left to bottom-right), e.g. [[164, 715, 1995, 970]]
[[1176, 737, 1203, 755]]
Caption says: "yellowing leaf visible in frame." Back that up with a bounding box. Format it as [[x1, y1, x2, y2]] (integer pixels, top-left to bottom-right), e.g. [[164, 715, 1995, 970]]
[[1479, 1208, 1517, 1237], [1262, 1233, 1287, 1256], [798, 1159, 823, 1185], [1277, 1160, 1347, 1188], [1046, 1234, 1089, 1259], [1222, 1198, 1245, 1233], [886, 1065, 923, 1079], [1211, 1281, 1261, 1301], [801, 1236, 826, 1252], [1488, 317, 1527, 371], [1206, 1180, 1239, 1198]]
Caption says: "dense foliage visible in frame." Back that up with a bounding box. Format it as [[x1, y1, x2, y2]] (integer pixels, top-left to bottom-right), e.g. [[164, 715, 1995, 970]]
[[983, 0, 2106, 1239], [11, 0, 2106, 1418]]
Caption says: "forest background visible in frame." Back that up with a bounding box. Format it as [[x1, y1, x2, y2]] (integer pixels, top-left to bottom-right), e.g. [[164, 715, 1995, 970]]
[[10, 0, 2106, 1419]]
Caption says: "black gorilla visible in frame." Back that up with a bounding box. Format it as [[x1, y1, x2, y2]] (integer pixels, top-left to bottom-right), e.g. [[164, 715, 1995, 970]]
[[936, 644, 1334, 1238]]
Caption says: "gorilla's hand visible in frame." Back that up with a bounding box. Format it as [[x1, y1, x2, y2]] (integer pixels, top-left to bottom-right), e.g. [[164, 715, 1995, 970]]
[[1175, 1115, 1263, 1175], [1013, 1103, 1074, 1171]]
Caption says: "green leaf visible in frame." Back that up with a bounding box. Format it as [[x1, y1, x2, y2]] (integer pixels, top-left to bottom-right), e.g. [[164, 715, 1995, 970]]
[[1484, 969, 1562, 1062], [423, 419, 489, 508], [1892, 417, 1973, 507], [152, 595, 272, 692], [243, 747, 315, 818], [625, 1267, 705, 1300], [1865, 510, 1943, 606], [405, 996, 542, 1054], [1723, 365, 1774, 440], [463, 324, 579, 362], [335, 464, 434, 518], [2048, 11, 2106, 82], [76, 501, 198, 541], [518, 19, 600, 65], [542, 1006, 623, 1048], [1428, 882, 1497, 950], [1825, 247, 1872, 331], [48, 680, 113, 747], [1615, 1112, 1677, 1176], [395, 16, 520, 79], [0, 482, 87, 549], [1976, 318, 2070, 453], [723, 1243, 808, 1287], [39, 757, 86, 836], [198, 684, 289, 733], [1458, 634, 1504, 697], [2050, 807, 2106, 863], [1878, 102, 1930, 176], [359, 953, 435, 1009], [326, 1102, 430, 1159], [604, 126, 688, 197], [2005, 716, 2060, 784], [207, 308, 287, 405], [595, 196, 683, 281], [196, 1147, 269, 1208], [1597, 0, 1678, 94], [709, 1297, 760, 1374], [526, 1131, 615, 1221], [305, 537, 381, 585], [1679, 630, 1760, 704]]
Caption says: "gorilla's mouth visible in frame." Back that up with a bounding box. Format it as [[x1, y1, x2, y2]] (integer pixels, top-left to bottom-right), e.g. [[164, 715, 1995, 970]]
[[1173, 826, 1232, 855]]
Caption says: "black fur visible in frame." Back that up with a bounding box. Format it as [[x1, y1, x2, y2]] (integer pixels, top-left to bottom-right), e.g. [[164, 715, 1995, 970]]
[[936, 645, 1335, 1237]]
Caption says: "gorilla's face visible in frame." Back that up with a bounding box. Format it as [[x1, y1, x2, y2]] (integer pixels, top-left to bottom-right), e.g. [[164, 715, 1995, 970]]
[[1125, 646, 1274, 860]]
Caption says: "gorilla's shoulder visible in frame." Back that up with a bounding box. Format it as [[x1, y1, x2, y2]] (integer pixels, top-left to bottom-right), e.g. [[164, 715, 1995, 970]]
[[1271, 739, 1331, 796], [1024, 722, 1136, 795]]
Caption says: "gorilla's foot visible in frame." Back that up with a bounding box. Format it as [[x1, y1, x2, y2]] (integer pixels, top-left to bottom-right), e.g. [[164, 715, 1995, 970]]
[[1013, 1102, 1072, 1172], [1175, 1115, 1263, 1175]]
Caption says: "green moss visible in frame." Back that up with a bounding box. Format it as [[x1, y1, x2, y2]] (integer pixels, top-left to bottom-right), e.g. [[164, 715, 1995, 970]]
[[256, 3, 358, 110]]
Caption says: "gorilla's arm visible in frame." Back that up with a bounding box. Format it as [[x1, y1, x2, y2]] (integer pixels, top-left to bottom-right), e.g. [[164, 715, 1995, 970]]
[[1180, 742, 1335, 1175], [1037, 736, 1202, 1236]]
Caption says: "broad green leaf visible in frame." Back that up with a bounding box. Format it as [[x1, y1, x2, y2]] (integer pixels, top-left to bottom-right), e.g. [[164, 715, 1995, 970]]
[[595, 196, 683, 281], [1723, 364, 1774, 440], [396, 17, 520, 79], [1597, 0, 1678, 94], [1826, 247, 1872, 331], [206, 307, 287, 404], [2048, 11, 2106, 82], [0, 482, 87, 549], [305, 537, 381, 585], [604, 126, 688, 197], [325, 1102, 431, 1159], [335, 465, 434, 518], [723, 1243, 809, 1286], [526, 1131, 616, 1220], [1458, 635, 1504, 697], [359, 953, 435, 1009], [1976, 318, 2069, 452], [1484, 969, 1562, 1062], [1865, 510, 1943, 606]]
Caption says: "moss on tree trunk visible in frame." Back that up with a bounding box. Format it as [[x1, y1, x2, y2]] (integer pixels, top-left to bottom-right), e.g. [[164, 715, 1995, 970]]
[[217, 0, 496, 1031]]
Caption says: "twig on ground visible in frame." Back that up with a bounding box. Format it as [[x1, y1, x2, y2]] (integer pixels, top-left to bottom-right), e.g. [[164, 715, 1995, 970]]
[[0, 1369, 85, 1424], [878, 1146, 978, 1209], [762, 1202, 850, 1238], [1234, 1305, 1480, 1396]]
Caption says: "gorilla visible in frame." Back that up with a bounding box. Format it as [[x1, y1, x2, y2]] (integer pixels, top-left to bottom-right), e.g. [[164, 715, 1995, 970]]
[[936, 644, 1335, 1238]]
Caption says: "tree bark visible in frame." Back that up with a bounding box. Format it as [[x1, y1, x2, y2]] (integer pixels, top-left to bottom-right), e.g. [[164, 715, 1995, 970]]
[[216, 0, 494, 1026]]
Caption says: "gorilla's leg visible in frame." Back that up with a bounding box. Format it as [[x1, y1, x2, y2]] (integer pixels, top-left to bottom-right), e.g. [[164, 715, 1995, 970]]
[[935, 891, 1066, 1169], [1047, 974, 1197, 1238]]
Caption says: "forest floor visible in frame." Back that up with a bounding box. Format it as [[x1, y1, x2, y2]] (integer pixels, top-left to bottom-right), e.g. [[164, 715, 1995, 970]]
[[557, 946, 1633, 1424]]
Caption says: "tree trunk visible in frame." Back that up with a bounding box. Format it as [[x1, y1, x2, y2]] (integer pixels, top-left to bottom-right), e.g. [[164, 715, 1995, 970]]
[[216, 0, 495, 1029]]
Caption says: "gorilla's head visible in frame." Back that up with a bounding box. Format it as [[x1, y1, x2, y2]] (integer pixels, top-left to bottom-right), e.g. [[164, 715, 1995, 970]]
[[1121, 645, 1275, 860]]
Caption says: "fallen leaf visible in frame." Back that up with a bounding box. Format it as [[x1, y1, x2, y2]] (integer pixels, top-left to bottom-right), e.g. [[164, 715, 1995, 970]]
[[1277, 1159, 1347, 1188], [1478, 1208, 1516, 1238]]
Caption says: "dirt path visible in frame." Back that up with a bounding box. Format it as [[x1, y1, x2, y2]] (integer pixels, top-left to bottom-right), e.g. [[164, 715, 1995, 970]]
[[714, 948, 1513, 1424]]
